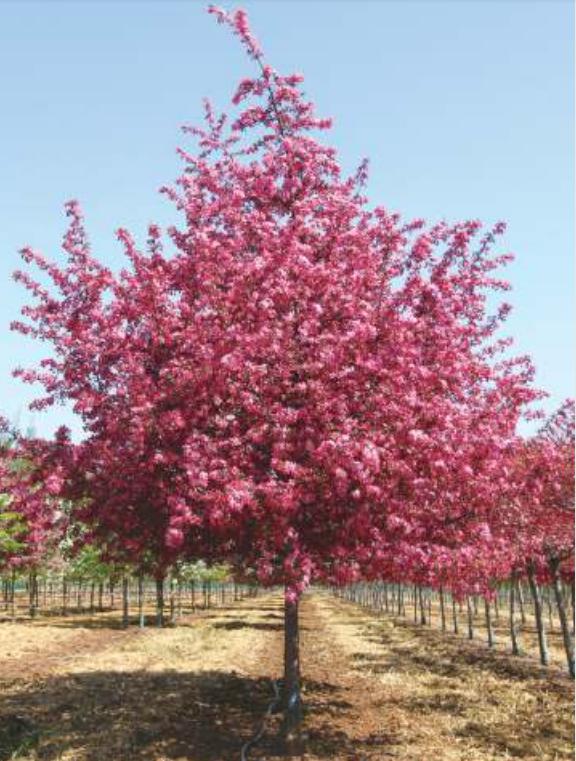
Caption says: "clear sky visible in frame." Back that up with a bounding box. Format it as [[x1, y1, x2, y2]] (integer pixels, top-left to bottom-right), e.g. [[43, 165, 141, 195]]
[[0, 0, 573, 439]]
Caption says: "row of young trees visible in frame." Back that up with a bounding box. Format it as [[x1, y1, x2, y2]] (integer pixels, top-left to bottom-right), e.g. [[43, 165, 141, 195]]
[[1, 545, 253, 627], [3, 7, 574, 754], [337, 576, 574, 677]]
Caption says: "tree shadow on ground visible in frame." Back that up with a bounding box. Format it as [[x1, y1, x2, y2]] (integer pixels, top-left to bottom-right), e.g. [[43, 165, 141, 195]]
[[0, 670, 365, 761], [1, 603, 281, 631], [212, 620, 286, 632], [344, 610, 569, 685]]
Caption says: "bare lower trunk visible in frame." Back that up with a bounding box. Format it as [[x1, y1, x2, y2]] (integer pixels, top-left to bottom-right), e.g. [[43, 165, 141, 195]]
[[527, 563, 549, 666], [156, 576, 165, 627], [439, 587, 446, 632], [418, 586, 426, 625], [10, 570, 16, 622], [283, 593, 303, 756], [122, 575, 129, 628], [466, 596, 474, 640], [571, 579, 575, 636], [549, 557, 574, 678], [169, 577, 176, 624], [509, 580, 521, 655], [516, 578, 526, 624], [138, 574, 145, 628], [29, 570, 38, 619], [62, 576, 68, 616], [452, 595, 459, 634], [484, 598, 495, 648]]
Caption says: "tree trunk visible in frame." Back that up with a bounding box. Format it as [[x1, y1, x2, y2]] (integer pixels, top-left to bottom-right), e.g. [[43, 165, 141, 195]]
[[571, 578, 575, 636], [451, 594, 459, 634], [283, 593, 303, 756], [509, 580, 521, 656], [466, 596, 474, 640], [527, 563, 549, 667], [169, 577, 176, 624], [10, 569, 16, 622], [62, 576, 68, 616], [138, 574, 145, 628], [439, 587, 446, 632], [156, 576, 165, 627], [549, 557, 574, 678], [122, 575, 129, 628], [29, 570, 37, 619], [516, 578, 526, 624], [484, 598, 495, 648], [418, 586, 426, 625]]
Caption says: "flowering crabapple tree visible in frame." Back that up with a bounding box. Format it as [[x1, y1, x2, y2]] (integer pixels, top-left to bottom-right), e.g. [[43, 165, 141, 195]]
[[12, 6, 541, 751], [508, 401, 575, 675]]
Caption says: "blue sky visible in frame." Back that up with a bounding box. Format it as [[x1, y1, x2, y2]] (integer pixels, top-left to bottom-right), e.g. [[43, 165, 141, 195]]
[[0, 0, 573, 439]]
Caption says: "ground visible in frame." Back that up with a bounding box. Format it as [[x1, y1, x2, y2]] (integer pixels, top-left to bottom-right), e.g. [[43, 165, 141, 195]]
[[0, 591, 573, 761]]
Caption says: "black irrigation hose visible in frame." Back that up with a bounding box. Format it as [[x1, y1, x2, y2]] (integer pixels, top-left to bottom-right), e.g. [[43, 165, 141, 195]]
[[240, 678, 282, 761]]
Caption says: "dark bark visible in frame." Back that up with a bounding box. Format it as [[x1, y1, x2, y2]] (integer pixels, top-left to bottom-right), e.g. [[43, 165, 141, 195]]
[[509, 579, 521, 656], [138, 574, 145, 628], [484, 598, 495, 648], [29, 570, 37, 619], [516, 578, 526, 624], [10, 570, 16, 622], [549, 557, 575, 678], [439, 586, 446, 632], [527, 563, 549, 666], [466, 596, 474, 640], [451, 594, 459, 634], [122, 575, 129, 628], [169, 577, 176, 624], [156, 576, 165, 627], [282, 593, 303, 756], [571, 578, 575, 636], [418, 586, 426, 625]]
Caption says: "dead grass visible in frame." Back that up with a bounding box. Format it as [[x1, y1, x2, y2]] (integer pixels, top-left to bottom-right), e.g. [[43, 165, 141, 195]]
[[392, 591, 569, 671], [309, 593, 574, 761], [0, 594, 284, 761], [0, 591, 572, 761]]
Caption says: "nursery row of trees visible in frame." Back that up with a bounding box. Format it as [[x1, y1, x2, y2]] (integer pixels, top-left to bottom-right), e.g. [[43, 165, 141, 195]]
[[2, 7, 574, 754], [1, 550, 257, 627], [337, 578, 575, 677]]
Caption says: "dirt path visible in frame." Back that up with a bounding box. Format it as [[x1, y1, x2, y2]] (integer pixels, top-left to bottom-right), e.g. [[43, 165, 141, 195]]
[[0, 591, 572, 761]]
